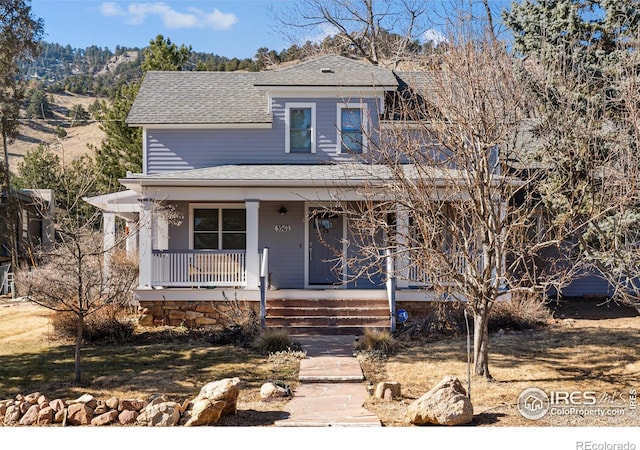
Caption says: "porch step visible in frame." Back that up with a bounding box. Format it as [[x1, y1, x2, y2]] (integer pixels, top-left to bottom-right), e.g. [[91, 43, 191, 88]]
[[265, 298, 390, 336]]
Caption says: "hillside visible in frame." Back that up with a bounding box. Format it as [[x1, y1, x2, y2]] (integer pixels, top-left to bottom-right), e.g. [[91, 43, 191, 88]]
[[8, 92, 105, 175]]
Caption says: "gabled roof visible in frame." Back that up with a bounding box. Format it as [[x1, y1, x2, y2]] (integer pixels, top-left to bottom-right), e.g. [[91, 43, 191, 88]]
[[254, 54, 398, 88], [126, 55, 399, 126], [126, 71, 271, 126]]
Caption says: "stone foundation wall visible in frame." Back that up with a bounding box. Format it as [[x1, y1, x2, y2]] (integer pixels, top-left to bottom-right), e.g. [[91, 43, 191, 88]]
[[397, 301, 438, 318], [138, 300, 259, 328]]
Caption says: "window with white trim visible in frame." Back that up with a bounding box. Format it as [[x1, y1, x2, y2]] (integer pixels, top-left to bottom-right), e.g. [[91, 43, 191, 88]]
[[193, 208, 246, 249], [338, 103, 368, 153], [285, 103, 316, 153]]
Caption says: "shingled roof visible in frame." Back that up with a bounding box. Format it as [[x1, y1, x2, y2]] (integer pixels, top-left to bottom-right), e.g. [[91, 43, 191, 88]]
[[254, 54, 398, 87], [126, 55, 399, 125], [126, 71, 271, 126]]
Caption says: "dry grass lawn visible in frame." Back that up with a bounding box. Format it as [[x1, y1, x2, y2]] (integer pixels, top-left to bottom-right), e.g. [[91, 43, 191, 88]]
[[361, 298, 640, 427], [0, 296, 638, 427]]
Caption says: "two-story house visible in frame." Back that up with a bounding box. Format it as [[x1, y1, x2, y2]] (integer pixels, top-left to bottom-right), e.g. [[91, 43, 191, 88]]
[[86, 54, 498, 333]]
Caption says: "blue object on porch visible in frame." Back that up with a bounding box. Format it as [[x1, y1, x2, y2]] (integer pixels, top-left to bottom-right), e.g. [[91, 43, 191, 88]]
[[397, 309, 409, 323]]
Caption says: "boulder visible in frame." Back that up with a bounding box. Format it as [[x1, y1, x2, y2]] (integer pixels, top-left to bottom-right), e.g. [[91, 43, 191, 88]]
[[67, 403, 94, 426], [94, 403, 109, 415], [49, 399, 66, 412], [195, 378, 241, 416], [106, 397, 120, 410], [19, 401, 31, 414], [54, 408, 66, 424], [72, 394, 97, 410], [37, 406, 54, 425], [407, 376, 474, 426], [3, 404, 21, 425], [37, 395, 48, 407], [136, 401, 181, 427], [119, 399, 146, 412], [19, 404, 40, 425], [374, 382, 401, 400], [91, 410, 119, 426], [260, 382, 290, 400], [182, 398, 226, 426], [118, 410, 138, 425], [24, 392, 41, 404]]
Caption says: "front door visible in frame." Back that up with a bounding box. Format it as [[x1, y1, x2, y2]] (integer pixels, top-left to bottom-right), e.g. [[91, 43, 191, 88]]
[[308, 210, 344, 285]]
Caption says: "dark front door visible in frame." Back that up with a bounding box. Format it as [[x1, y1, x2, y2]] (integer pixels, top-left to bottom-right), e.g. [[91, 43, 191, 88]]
[[309, 211, 343, 285]]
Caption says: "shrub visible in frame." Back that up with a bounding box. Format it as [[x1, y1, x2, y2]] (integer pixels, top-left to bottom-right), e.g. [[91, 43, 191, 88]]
[[251, 328, 295, 354], [51, 303, 136, 344], [354, 328, 398, 355], [396, 301, 468, 340], [209, 297, 261, 347], [489, 294, 552, 332]]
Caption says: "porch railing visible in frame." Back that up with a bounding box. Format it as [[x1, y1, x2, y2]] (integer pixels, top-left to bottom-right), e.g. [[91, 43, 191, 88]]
[[151, 250, 247, 287], [407, 252, 478, 286]]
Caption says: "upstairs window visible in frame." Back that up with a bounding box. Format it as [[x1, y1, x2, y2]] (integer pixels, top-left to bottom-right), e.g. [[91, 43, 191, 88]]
[[193, 207, 246, 250], [286, 103, 316, 153], [338, 103, 368, 153]]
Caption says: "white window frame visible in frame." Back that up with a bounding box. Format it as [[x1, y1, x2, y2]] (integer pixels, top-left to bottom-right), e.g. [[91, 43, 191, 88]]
[[189, 203, 246, 250], [285, 102, 316, 154], [337, 102, 368, 154]]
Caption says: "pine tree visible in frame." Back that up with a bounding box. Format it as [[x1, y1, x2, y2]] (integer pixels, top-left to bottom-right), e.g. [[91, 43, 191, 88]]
[[92, 34, 193, 194]]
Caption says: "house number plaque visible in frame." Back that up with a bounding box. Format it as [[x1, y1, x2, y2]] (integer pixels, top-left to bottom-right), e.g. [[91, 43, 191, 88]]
[[274, 224, 291, 232]]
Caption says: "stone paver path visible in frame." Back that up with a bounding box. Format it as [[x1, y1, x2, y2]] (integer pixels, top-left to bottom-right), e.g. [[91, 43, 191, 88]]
[[274, 335, 381, 427]]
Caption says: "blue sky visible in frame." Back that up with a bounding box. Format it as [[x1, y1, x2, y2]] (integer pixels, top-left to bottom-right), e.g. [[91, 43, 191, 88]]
[[31, 0, 292, 58], [31, 0, 516, 60]]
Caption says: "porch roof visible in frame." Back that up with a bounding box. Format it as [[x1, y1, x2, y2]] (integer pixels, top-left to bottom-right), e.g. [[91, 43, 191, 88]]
[[119, 164, 464, 189], [83, 190, 140, 220]]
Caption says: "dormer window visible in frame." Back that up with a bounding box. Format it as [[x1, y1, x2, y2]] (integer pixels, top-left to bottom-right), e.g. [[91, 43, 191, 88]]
[[285, 102, 316, 153], [338, 103, 368, 153]]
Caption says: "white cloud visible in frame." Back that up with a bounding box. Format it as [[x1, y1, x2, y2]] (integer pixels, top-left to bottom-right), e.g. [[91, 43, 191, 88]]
[[100, 2, 126, 17], [100, 2, 238, 30], [423, 29, 446, 46], [303, 23, 339, 45]]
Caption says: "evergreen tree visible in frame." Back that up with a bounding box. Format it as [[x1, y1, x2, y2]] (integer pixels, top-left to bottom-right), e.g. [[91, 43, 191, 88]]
[[91, 81, 142, 194], [142, 34, 192, 72], [15, 144, 61, 190], [92, 35, 194, 194], [25, 87, 51, 119], [504, 0, 640, 310], [0, 0, 44, 268]]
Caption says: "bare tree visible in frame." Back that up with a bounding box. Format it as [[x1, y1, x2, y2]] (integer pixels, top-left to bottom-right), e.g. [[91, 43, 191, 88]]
[[15, 166, 139, 385], [270, 0, 429, 66], [323, 24, 564, 379]]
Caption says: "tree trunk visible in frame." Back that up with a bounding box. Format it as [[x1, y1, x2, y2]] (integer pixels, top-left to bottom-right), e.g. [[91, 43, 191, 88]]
[[74, 312, 84, 384], [473, 303, 492, 379]]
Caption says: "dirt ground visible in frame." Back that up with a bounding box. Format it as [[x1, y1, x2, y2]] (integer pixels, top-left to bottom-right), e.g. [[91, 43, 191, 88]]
[[0, 295, 638, 427]]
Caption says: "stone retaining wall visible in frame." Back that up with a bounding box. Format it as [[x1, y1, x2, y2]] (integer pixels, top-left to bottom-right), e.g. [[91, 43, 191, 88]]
[[137, 300, 259, 328]]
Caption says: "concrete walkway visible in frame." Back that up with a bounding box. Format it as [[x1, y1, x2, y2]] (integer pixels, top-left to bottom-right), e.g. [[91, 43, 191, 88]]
[[274, 335, 381, 427]]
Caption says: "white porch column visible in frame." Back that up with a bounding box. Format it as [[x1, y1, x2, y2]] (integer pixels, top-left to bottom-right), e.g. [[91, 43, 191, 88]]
[[125, 219, 138, 257], [156, 210, 169, 251], [396, 207, 410, 288], [138, 198, 153, 288], [245, 199, 260, 290], [102, 212, 116, 281]]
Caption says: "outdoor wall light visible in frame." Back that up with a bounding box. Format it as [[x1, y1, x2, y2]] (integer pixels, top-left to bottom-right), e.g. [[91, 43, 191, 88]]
[[278, 205, 288, 215]]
